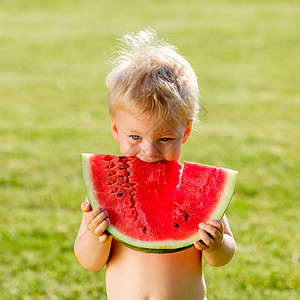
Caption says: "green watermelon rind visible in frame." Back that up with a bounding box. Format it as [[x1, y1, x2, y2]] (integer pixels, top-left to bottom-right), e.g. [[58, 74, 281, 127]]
[[81, 154, 99, 210], [108, 223, 194, 253], [81, 153, 238, 253], [210, 168, 238, 220]]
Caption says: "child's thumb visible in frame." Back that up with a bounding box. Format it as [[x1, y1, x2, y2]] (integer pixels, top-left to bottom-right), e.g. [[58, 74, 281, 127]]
[[81, 200, 91, 212]]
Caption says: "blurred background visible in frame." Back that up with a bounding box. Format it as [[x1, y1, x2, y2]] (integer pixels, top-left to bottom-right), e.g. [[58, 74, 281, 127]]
[[0, 0, 299, 299]]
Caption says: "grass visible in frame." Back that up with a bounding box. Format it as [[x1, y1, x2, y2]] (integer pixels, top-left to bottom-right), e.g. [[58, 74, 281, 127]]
[[0, 0, 299, 299]]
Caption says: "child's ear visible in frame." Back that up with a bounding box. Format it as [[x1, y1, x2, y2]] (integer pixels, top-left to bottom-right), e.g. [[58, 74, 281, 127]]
[[182, 121, 193, 144], [110, 116, 120, 143]]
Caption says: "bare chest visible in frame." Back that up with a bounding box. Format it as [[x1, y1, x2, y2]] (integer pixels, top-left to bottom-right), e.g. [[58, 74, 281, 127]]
[[105, 240, 206, 300]]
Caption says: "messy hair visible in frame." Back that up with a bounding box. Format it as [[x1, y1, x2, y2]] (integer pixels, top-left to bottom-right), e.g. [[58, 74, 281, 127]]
[[106, 29, 200, 126]]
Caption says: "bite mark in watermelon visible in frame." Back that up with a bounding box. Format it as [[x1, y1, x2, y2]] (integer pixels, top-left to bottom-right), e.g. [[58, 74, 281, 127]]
[[81, 153, 238, 253]]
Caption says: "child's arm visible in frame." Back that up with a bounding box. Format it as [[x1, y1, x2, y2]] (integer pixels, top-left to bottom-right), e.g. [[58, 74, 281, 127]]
[[194, 215, 236, 267], [74, 200, 112, 271]]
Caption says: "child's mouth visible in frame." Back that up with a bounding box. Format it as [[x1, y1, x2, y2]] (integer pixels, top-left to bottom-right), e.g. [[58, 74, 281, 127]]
[[138, 156, 163, 163]]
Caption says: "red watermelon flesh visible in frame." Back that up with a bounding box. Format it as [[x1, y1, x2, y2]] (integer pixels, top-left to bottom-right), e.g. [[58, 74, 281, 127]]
[[81, 153, 238, 253]]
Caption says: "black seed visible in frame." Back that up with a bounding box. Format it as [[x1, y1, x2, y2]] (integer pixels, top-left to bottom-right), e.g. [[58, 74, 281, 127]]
[[112, 190, 116, 193], [118, 192, 123, 196], [120, 167, 124, 170], [130, 196, 133, 200], [184, 214, 188, 219], [119, 156, 125, 159], [126, 186, 130, 188], [174, 223, 179, 227], [142, 227, 146, 231], [127, 172, 130, 175], [126, 179, 129, 183]]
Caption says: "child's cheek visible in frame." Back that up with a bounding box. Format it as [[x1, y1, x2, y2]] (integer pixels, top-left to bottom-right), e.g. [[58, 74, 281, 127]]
[[120, 141, 138, 156], [168, 140, 182, 160], [163, 140, 182, 161]]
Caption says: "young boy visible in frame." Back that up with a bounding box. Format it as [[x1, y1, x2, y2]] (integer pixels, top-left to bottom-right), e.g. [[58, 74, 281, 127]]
[[74, 29, 236, 300]]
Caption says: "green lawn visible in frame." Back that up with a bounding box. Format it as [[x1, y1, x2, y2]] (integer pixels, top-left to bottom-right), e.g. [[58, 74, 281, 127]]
[[1, 0, 299, 299]]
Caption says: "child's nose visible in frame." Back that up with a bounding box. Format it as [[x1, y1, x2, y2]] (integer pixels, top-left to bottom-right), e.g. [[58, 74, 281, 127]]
[[141, 139, 160, 157]]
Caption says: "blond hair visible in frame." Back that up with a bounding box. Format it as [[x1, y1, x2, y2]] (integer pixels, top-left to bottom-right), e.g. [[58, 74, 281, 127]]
[[106, 29, 199, 126]]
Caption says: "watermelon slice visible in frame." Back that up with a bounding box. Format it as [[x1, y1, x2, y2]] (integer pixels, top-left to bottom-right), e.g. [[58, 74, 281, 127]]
[[81, 153, 238, 253]]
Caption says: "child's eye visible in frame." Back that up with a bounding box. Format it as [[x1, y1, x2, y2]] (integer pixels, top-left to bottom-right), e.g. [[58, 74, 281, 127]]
[[159, 137, 174, 142], [130, 135, 141, 140]]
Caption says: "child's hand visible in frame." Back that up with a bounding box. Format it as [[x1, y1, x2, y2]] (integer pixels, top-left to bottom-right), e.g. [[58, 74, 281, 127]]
[[81, 200, 111, 244], [194, 220, 223, 252]]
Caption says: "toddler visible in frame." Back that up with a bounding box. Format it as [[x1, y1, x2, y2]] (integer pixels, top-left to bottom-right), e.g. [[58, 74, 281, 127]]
[[74, 29, 236, 300]]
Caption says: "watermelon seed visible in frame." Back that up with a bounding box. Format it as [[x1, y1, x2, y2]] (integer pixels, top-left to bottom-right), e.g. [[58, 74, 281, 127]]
[[126, 179, 129, 183], [112, 190, 116, 193], [142, 227, 146, 231], [130, 196, 133, 200], [127, 172, 130, 175], [180, 210, 188, 220], [119, 156, 125, 159], [118, 192, 123, 196], [120, 167, 124, 170], [174, 223, 179, 227]]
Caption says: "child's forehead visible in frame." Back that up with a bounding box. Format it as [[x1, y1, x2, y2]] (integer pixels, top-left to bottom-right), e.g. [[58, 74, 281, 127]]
[[116, 110, 184, 133]]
